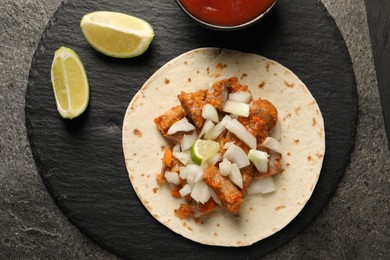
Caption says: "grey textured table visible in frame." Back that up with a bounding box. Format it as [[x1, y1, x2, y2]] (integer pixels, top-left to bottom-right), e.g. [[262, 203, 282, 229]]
[[1, 0, 388, 259]]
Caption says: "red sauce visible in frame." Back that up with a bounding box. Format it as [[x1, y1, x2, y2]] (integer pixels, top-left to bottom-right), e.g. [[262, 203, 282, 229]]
[[179, 0, 276, 26]]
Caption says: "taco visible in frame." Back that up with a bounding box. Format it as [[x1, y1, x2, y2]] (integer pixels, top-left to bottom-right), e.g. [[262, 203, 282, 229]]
[[122, 48, 325, 246]]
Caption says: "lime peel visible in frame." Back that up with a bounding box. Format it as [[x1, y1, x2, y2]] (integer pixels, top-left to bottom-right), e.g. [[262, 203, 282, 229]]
[[190, 139, 220, 166], [80, 11, 154, 58], [50, 46, 89, 119]]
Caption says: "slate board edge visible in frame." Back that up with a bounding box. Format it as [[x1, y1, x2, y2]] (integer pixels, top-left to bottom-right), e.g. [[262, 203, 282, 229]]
[[317, 0, 358, 191]]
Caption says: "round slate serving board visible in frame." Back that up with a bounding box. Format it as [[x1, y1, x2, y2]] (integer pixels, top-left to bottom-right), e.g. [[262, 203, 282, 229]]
[[25, 0, 357, 259]]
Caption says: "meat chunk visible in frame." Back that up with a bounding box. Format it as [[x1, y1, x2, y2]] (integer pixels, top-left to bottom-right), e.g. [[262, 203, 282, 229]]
[[178, 90, 207, 128], [220, 130, 250, 154], [203, 165, 243, 214], [218, 114, 268, 155], [197, 198, 219, 217], [205, 80, 230, 111], [250, 98, 278, 132], [154, 105, 186, 136], [158, 148, 183, 185], [165, 132, 185, 144], [204, 77, 252, 112], [174, 204, 195, 219], [174, 199, 218, 219], [221, 77, 250, 93], [238, 116, 268, 145]]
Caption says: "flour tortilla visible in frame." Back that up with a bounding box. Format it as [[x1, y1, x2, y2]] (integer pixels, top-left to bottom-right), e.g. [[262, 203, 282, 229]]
[[122, 48, 325, 247]]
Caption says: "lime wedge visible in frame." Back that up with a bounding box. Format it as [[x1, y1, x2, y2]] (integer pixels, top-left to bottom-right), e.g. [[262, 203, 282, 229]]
[[50, 46, 89, 119], [80, 11, 154, 58], [190, 140, 220, 165]]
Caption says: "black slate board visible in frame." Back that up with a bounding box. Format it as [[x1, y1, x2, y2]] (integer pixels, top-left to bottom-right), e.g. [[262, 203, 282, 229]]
[[25, 0, 357, 259], [364, 0, 390, 151]]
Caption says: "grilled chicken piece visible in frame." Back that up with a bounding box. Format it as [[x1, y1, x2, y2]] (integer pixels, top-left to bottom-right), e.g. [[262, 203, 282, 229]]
[[220, 131, 250, 154], [205, 80, 230, 111], [154, 105, 186, 136], [174, 204, 195, 219], [250, 98, 278, 132], [197, 198, 219, 217], [178, 90, 207, 128], [238, 116, 268, 145], [219, 77, 250, 93], [166, 132, 188, 144], [174, 198, 218, 219], [203, 165, 243, 214], [205, 77, 251, 112], [176, 77, 252, 129]]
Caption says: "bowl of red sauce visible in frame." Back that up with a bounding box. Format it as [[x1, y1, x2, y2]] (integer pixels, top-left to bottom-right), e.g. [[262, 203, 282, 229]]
[[176, 0, 277, 30]]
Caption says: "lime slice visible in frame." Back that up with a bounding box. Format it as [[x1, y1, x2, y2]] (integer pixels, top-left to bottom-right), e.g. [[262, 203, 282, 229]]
[[50, 46, 89, 119], [80, 11, 154, 58], [190, 140, 220, 165]]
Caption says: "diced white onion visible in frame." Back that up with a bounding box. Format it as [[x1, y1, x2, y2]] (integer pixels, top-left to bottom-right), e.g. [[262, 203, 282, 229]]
[[259, 177, 276, 194], [167, 117, 195, 135], [247, 177, 276, 195], [261, 137, 283, 154], [223, 100, 250, 117], [219, 158, 232, 176], [204, 115, 232, 140], [191, 181, 210, 203], [248, 149, 269, 173], [183, 164, 203, 187], [164, 171, 180, 185], [228, 91, 252, 103], [173, 143, 181, 153], [181, 131, 198, 151], [194, 169, 204, 183], [174, 150, 191, 165], [186, 173, 195, 187], [179, 184, 192, 197], [226, 119, 257, 149], [190, 182, 202, 202], [171, 163, 180, 173], [246, 179, 262, 195], [208, 152, 222, 165], [179, 166, 188, 179], [208, 187, 221, 205], [186, 164, 203, 173], [199, 120, 215, 138], [228, 163, 243, 189], [269, 120, 281, 141], [199, 184, 211, 204], [223, 144, 250, 168], [202, 104, 219, 123], [223, 141, 235, 149]]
